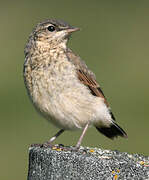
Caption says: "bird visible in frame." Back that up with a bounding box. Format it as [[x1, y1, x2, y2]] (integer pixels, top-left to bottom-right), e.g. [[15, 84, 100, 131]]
[[23, 19, 127, 149]]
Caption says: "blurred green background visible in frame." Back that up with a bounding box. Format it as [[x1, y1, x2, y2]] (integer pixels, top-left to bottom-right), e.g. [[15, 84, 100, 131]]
[[0, 0, 149, 179]]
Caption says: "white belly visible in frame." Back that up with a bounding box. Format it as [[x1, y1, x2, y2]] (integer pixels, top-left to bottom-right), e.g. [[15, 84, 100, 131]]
[[31, 61, 112, 130]]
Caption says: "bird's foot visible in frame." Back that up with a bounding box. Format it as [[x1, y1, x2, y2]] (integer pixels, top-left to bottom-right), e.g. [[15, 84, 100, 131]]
[[30, 142, 53, 148], [40, 142, 53, 148], [31, 143, 43, 147], [68, 146, 80, 152]]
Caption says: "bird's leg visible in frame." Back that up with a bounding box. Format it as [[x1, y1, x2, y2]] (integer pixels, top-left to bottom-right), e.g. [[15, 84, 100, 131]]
[[75, 122, 89, 149], [43, 129, 65, 147]]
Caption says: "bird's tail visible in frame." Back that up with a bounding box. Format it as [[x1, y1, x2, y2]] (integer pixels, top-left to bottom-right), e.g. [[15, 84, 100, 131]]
[[95, 121, 128, 139]]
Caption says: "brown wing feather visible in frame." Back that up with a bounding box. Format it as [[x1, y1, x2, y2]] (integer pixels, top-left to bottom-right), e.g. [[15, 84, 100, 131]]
[[66, 48, 117, 121], [66, 48, 109, 106], [77, 69, 109, 106]]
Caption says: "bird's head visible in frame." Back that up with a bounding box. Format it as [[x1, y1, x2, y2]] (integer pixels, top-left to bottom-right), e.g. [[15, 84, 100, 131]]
[[31, 19, 80, 49]]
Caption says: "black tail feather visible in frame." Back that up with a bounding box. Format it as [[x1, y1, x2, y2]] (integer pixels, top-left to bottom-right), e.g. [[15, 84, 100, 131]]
[[95, 122, 128, 139]]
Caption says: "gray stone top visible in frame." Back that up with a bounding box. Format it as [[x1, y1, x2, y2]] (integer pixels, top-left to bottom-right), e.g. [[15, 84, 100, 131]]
[[28, 145, 149, 180]]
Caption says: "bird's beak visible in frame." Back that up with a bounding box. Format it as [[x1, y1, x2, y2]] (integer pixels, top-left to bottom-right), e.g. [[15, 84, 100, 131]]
[[66, 27, 80, 34]]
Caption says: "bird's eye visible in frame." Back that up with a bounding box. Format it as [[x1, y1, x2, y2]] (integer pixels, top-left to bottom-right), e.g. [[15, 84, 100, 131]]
[[47, 25, 55, 32]]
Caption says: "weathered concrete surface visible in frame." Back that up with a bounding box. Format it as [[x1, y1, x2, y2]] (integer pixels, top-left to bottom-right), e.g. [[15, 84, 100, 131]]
[[27, 146, 149, 180]]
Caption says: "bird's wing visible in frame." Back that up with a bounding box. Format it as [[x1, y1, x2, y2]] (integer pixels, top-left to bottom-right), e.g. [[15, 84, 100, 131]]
[[66, 48, 109, 107], [66, 49, 130, 139], [77, 65, 127, 138], [77, 69, 109, 106]]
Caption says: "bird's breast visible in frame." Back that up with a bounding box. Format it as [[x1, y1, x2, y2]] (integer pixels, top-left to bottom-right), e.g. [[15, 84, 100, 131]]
[[24, 57, 110, 130]]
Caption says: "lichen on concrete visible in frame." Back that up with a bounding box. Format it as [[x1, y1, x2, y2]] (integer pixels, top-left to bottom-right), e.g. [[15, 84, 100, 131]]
[[27, 146, 149, 180]]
